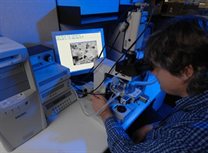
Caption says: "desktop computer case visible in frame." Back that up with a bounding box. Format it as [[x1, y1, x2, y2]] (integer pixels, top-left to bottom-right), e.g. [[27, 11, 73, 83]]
[[0, 37, 47, 152]]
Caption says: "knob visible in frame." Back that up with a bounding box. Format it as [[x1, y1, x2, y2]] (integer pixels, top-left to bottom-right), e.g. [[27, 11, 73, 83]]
[[116, 105, 127, 113], [44, 54, 53, 62]]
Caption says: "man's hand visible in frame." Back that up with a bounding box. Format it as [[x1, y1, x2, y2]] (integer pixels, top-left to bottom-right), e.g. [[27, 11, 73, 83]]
[[90, 95, 113, 121], [132, 124, 153, 143]]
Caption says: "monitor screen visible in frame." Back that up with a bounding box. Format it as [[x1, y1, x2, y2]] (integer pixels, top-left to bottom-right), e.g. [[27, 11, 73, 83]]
[[52, 28, 106, 76]]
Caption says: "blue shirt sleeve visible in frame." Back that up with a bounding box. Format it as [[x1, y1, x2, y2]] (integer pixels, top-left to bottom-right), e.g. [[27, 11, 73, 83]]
[[104, 116, 208, 153], [104, 92, 208, 153], [105, 116, 149, 153]]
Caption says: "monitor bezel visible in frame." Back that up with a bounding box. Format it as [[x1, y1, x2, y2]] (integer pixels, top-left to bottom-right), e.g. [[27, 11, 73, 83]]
[[52, 28, 106, 76]]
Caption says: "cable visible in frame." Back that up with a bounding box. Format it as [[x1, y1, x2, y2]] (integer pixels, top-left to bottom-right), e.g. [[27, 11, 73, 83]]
[[90, 53, 126, 94], [91, 31, 121, 73], [90, 6, 154, 93], [71, 4, 138, 85], [72, 11, 131, 84], [94, 92, 120, 116], [106, 4, 136, 43], [84, 5, 136, 76], [71, 30, 123, 95], [82, 3, 154, 96], [106, 44, 124, 54], [84, 4, 138, 78], [126, 9, 153, 52], [77, 30, 122, 84]]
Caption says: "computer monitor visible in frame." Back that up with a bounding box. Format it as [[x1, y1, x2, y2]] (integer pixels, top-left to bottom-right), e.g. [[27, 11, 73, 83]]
[[52, 28, 106, 76]]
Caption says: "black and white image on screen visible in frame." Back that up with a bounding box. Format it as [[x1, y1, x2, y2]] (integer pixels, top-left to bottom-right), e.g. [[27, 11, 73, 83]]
[[70, 41, 98, 65]]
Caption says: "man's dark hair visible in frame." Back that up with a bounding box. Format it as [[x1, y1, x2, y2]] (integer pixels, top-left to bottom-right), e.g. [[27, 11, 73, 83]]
[[144, 15, 208, 95]]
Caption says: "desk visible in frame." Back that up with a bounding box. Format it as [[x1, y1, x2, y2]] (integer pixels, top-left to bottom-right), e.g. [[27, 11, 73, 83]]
[[0, 98, 108, 153], [0, 74, 164, 153]]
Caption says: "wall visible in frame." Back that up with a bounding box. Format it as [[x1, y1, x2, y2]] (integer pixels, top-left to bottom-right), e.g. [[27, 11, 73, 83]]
[[0, 0, 59, 47]]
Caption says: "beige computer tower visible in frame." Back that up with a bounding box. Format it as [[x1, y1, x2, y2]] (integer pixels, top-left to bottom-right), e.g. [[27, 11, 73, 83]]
[[0, 37, 47, 152]]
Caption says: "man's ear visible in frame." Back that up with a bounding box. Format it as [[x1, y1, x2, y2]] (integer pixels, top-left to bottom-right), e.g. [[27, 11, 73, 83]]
[[181, 65, 194, 81]]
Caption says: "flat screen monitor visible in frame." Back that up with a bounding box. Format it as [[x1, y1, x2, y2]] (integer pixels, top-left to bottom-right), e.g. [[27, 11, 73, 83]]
[[52, 28, 106, 76]]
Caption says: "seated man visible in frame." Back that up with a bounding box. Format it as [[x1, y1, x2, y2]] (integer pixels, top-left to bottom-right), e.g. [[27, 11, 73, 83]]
[[91, 15, 208, 153]]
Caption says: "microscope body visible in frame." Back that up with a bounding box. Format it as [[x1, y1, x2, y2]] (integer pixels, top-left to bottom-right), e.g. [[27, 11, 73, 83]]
[[93, 58, 165, 129]]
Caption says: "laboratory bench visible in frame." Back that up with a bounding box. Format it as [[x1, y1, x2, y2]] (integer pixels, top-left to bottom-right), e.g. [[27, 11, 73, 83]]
[[0, 71, 164, 153], [0, 97, 108, 153]]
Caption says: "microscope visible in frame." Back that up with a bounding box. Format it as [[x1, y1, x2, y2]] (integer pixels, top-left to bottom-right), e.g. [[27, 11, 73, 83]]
[[93, 4, 165, 129]]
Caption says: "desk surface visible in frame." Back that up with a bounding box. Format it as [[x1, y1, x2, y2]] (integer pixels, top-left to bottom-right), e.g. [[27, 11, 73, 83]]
[[0, 99, 108, 153], [0, 74, 164, 153]]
